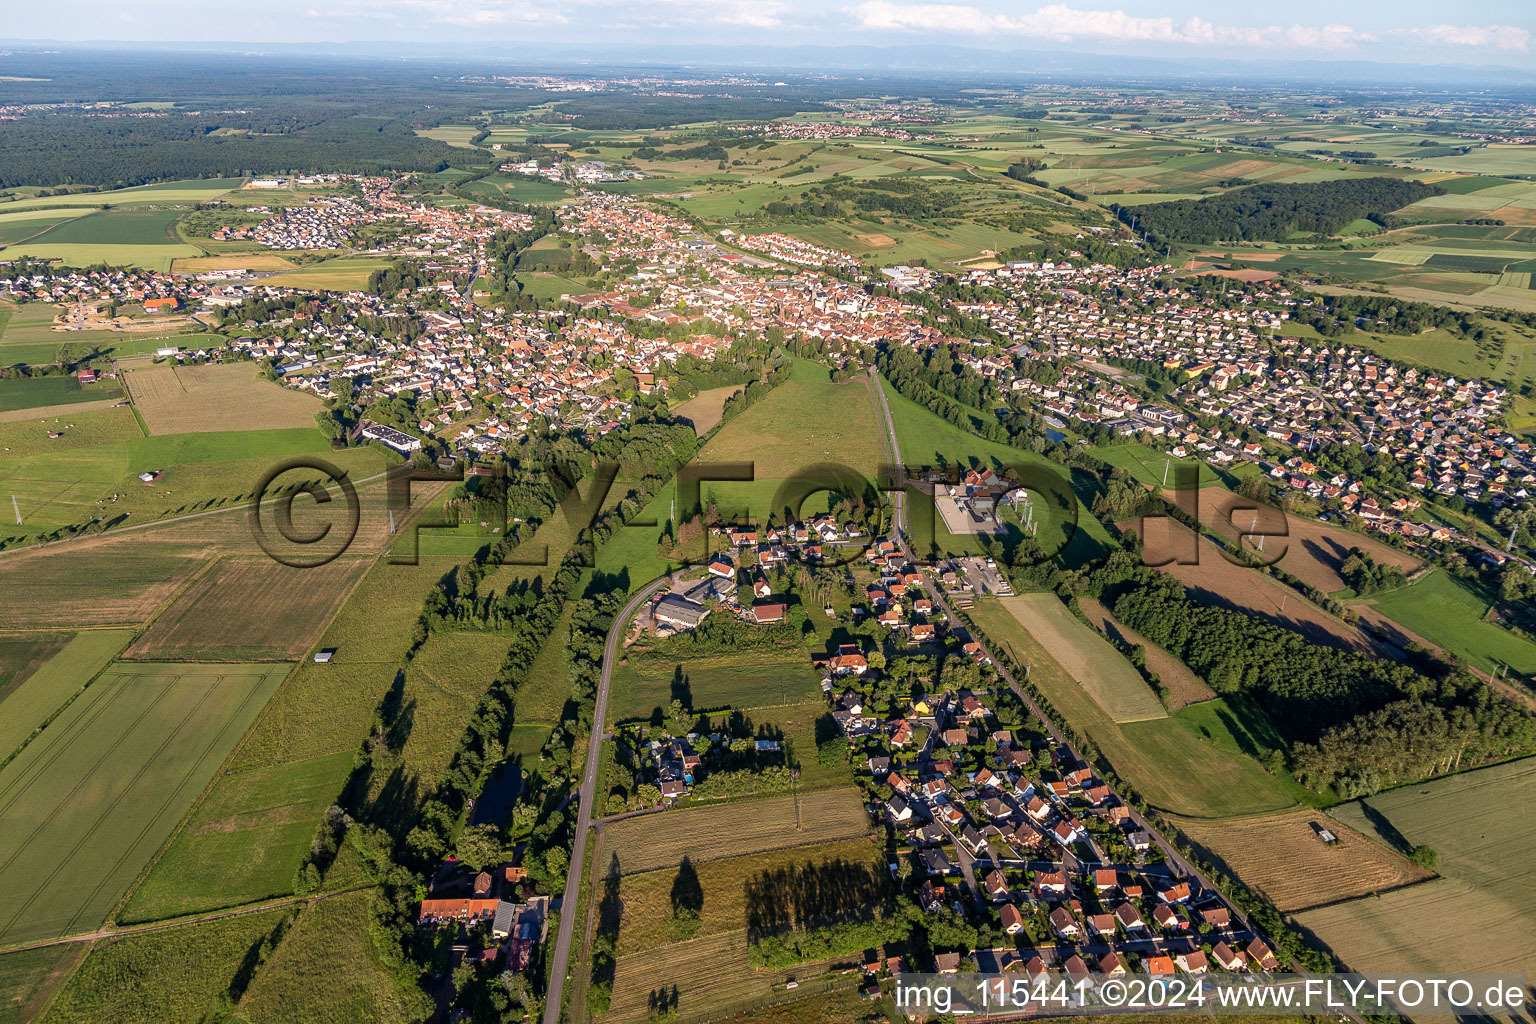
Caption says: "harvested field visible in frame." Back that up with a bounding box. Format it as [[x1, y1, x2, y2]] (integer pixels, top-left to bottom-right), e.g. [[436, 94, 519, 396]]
[[671, 385, 742, 436], [1191, 488, 1419, 594], [1168, 809, 1429, 913], [601, 788, 871, 875], [123, 362, 322, 434], [169, 254, 297, 272], [605, 928, 844, 1024], [1299, 758, 1536, 979], [1078, 597, 1215, 710], [0, 543, 208, 628], [998, 594, 1165, 722], [0, 661, 291, 945], [611, 837, 882, 957], [1133, 520, 1382, 656], [124, 555, 370, 661]]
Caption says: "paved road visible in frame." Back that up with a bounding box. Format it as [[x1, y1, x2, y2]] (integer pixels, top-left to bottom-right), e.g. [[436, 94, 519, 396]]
[[541, 575, 671, 1024]]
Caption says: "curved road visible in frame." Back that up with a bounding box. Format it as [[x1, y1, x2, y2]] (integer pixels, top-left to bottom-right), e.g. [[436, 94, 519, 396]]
[[542, 574, 671, 1024]]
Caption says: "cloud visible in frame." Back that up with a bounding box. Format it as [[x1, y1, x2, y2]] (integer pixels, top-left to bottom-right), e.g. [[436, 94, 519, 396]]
[[119, 10, 135, 22], [850, 2, 1371, 50], [376, 0, 569, 26], [1400, 23, 1531, 53]]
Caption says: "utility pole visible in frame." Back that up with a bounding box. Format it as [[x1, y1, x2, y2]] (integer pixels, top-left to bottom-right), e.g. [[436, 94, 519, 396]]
[[1162, 458, 1170, 487], [387, 508, 396, 534], [10, 495, 19, 527]]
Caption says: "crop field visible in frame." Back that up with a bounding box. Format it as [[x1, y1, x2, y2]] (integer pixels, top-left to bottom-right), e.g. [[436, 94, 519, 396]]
[[124, 555, 370, 662], [611, 836, 882, 957], [965, 597, 1298, 817], [0, 209, 88, 247], [1299, 758, 1536, 976], [1136, 522, 1381, 656], [0, 375, 120, 414], [1367, 568, 1536, 677], [262, 256, 392, 291], [999, 594, 1166, 722], [4, 243, 202, 272], [236, 891, 432, 1024], [0, 541, 207, 627], [1078, 597, 1215, 710], [120, 750, 354, 922], [610, 649, 823, 722], [123, 362, 322, 434], [1168, 808, 1429, 913], [0, 945, 85, 1024], [672, 384, 742, 436], [601, 788, 871, 875], [25, 207, 185, 246], [0, 633, 70, 701], [0, 661, 290, 945], [0, 628, 134, 763], [170, 254, 298, 272], [0, 179, 242, 212], [41, 907, 293, 1024]]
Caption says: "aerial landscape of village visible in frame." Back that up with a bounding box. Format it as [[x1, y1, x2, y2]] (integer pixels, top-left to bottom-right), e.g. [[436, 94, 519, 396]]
[[1, 2, 1535, 1022]]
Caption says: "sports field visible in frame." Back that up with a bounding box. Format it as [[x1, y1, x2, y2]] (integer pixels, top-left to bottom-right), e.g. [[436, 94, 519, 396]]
[[0, 628, 134, 763], [601, 789, 871, 875], [123, 362, 323, 434], [1300, 758, 1536, 976], [125, 555, 370, 661], [999, 593, 1166, 722], [0, 661, 290, 945]]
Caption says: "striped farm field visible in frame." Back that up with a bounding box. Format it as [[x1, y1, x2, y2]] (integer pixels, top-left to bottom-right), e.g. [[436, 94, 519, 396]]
[[123, 362, 323, 434], [1168, 808, 1429, 913], [999, 593, 1166, 722], [0, 628, 134, 764], [0, 661, 291, 945], [601, 788, 872, 876]]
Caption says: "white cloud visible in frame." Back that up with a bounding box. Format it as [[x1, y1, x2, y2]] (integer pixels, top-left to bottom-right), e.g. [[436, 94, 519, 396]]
[[1401, 23, 1531, 53], [376, 0, 569, 26], [850, 2, 1371, 50]]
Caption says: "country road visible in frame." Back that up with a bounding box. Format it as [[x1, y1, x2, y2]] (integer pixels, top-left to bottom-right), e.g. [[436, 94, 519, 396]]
[[541, 574, 671, 1024]]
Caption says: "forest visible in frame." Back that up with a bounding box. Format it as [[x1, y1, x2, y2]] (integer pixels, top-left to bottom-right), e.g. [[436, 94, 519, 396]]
[[1089, 552, 1536, 797], [1116, 177, 1442, 244]]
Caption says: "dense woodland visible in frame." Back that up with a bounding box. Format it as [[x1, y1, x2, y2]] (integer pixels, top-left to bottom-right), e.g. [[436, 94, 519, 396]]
[[1117, 177, 1442, 244], [1089, 552, 1536, 796]]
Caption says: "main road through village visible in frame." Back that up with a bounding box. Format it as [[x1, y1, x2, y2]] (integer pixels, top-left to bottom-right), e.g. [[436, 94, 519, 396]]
[[540, 369, 1359, 1024]]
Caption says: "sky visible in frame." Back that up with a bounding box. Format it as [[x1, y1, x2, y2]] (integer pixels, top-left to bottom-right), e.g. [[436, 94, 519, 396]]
[[9, 1, 1536, 68]]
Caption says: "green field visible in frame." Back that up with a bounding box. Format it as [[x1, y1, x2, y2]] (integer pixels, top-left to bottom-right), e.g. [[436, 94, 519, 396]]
[[41, 907, 294, 1024], [235, 891, 432, 1024], [1300, 757, 1536, 976], [1367, 568, 1536, 676], [999, 594, 1166, 722], [0, 945, 83, 1024], [0, 179, 242, 212], [0, 629, 134, 763], [610, 645, 823, 722], [1096, 441, 1226, 490], [0, 376, 121, 413], [965, 595, 1301, 817], [119, 750, 355, 923], [0, 661, 290, 945]]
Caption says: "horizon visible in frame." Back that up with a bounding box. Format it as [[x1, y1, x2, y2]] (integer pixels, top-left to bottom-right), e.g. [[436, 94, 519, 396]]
[[2, 1, 1534, 72]]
